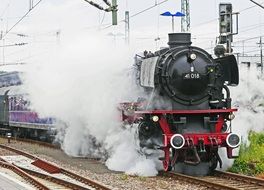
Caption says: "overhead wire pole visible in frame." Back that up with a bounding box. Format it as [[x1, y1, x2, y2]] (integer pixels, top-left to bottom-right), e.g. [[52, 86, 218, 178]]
[[2, 39, 4, 65], [257, 37, 263, 73], [111, 0, 117, 25], [181, 0, 190, 32], [84, 0, 118, 25], [102, 0, 169, 29], [125, 11, 129, 44]]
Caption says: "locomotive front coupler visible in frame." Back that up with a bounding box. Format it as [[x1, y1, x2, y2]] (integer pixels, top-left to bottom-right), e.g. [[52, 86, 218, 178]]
[[184, 148, 201, 166], [183, 138, 201, 165]]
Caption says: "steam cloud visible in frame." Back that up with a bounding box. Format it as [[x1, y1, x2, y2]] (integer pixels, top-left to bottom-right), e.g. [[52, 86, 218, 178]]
[[22, 32, 159, 176], [219, 65, 264, 170], [20, 27, 264, 175]]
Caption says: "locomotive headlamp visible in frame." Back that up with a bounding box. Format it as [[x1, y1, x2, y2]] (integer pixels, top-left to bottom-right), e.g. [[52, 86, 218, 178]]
[[170, 134, 185, 149], [152, 115, 159, 122], [226, 133, 241, 148], [190, 53, 197, 60], [228, 113, 235, 120]]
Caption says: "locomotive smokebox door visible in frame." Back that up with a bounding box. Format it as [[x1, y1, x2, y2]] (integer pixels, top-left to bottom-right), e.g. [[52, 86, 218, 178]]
[[215, 54, 239, 86]]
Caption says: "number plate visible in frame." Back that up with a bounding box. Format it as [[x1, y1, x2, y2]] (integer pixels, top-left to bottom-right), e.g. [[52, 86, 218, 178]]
[[183, 72, 201, 80]]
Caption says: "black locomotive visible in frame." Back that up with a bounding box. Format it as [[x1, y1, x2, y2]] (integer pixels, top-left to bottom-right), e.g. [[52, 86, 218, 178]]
[[120, 33, 240, 175], [136, 33, 238, 109]]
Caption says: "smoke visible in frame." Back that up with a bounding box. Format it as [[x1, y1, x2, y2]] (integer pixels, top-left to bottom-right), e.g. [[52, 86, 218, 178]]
[[232, 65, 264, 137], [22, 31, 159, 176], [17, 31, 264, 175], [104, 127, 159, 176], [219, 65, 264, 170]]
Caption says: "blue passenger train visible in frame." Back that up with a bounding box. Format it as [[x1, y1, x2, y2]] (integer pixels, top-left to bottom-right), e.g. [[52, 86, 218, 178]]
[[0, 71, 56, 141]]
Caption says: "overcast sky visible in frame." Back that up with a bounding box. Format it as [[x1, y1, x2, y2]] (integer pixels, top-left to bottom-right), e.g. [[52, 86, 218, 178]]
[[0, 0, 263, 65]]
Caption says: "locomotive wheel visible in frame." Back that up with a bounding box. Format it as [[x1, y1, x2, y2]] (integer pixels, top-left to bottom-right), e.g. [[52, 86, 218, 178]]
[[138, 120, 163, 149], [163, 160, 172, 171]]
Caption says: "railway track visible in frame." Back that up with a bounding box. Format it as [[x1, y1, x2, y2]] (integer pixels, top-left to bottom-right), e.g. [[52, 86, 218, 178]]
[[0, 136, 102, 161], [0, 144, 111, 190], [2, 137, 263, 190], [162, 170, 264, 190], [0, 136, 59, 149], [0, 160, 50, 190]]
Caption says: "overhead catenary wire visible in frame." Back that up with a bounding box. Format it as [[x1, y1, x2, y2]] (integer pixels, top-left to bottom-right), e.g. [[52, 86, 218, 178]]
[[192, 1, 264, 29], [203, 34, 264, 52], [194, 2, 264, 52], [102, 0, 169, 29], [0, 43, 27, 47], [240, 1, 264, 11], [241, 49, 260, 54], [194, 21, 264, 41], [0, 62, 26, 66], [2, 16, 30, 20], [195, 23, 264, 40], [102, 0, 111, 7], [83, 0, 115, 12], [1, 0, 43, 40], [129, 0, 169, 20], [233, 35, 264, 44], [250, 0, 264, 9], [239, 23, 264, 34], [191, 2, 264, 41]]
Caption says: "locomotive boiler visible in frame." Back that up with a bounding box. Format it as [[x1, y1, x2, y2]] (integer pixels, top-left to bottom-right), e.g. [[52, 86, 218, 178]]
[[120, 33, 240, 175]]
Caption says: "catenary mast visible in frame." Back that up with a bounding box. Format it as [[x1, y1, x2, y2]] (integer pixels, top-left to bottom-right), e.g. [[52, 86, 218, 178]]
[[181, 0, 190, 32]]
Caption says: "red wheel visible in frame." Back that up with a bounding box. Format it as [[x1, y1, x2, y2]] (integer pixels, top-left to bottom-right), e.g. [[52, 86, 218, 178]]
[[163, 160, 172, 171], [163, 146, 171, 171]]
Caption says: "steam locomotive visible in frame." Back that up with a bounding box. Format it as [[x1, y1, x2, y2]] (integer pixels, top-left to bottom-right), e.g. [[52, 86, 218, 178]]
[[120, 33, 240, 175]]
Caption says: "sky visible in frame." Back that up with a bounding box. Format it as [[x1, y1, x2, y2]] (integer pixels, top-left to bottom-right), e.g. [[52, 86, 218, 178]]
[[0, 0, 263, 65]]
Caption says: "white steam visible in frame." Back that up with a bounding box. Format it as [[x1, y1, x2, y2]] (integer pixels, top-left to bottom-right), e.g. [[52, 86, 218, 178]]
[[105, 128, 159, 176], [232, 65, 264, 137], [20, 28, 264, 175], [22, 32, 159, 176], [220, 65, 264, 169]]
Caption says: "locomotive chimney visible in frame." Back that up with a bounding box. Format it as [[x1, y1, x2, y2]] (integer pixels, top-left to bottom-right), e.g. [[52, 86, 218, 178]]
[[168, 33, 192, 48]]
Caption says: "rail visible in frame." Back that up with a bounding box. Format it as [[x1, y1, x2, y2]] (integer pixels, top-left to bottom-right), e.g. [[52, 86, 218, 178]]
[[0, 160, 49, 190], [0, 144, 111, 190], [161, 170, 264, 190], [0, 136, 59, 149]]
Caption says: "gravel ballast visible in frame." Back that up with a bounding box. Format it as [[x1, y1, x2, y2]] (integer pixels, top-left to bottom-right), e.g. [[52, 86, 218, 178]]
[[0, 138, 206, 190]]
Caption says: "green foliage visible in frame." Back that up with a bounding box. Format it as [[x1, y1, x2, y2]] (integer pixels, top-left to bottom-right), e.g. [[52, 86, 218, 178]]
[[229, 131, 264, 176], [138, 176, 147, 181], [119, 174, 129, 180]]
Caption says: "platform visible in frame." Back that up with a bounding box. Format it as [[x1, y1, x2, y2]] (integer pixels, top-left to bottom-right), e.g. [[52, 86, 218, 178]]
[[0, 171, 34, 190]]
